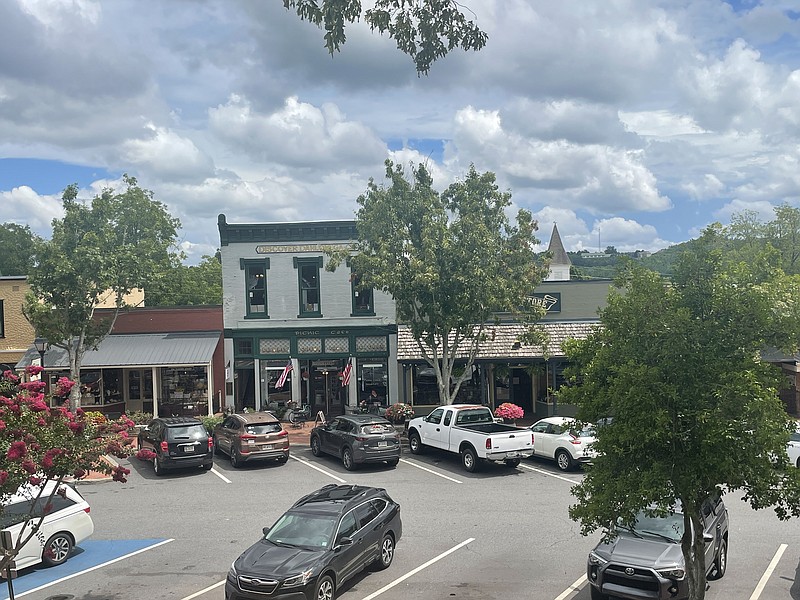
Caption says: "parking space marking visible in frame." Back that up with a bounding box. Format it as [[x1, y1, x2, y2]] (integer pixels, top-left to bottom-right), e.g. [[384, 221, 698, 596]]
[[291, 455, 347, 483], [748, 543, 787, 600], [519, 463, 579, 484], [360, 537, 475, 600], [553, 574, 587, 600], [180, 579, 225, 600], [210, 467, 232, 483], [6, 538, 173, 599], [398, 458, 463, 483]]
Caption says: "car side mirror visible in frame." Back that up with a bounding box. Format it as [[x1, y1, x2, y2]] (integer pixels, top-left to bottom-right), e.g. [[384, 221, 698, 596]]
[[262, 526, 271, 536], [335, 537, 353, 548], [703, 532, 713, 543]]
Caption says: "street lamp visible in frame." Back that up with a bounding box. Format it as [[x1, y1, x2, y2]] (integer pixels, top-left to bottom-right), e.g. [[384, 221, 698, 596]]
[[322, 370, 329, 417], [33, 337, 48, 369]]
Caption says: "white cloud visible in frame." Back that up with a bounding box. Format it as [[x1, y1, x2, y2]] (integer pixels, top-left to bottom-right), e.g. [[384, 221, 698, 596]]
[[0, 186, 62, 235], [120, 123, 214, 182]]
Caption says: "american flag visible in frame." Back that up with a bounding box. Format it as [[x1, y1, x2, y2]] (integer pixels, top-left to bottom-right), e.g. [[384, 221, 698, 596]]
[[276, 360, 293, 389], [341, 359, 352, 386]]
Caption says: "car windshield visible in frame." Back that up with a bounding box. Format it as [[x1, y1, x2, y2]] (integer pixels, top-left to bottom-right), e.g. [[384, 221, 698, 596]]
[[246, 423, 282, 434], [628, 512, 684, 542], [265, 512, 338, 550], [167, 425, 207, 440], [360, 423, 394, 435]]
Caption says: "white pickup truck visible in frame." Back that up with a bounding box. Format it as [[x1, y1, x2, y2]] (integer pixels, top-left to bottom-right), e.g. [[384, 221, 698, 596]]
[[406, 404, 533, 472]]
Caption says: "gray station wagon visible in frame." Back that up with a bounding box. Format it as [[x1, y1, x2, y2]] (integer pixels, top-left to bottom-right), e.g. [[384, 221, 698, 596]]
[[310, 414, 401, 470]]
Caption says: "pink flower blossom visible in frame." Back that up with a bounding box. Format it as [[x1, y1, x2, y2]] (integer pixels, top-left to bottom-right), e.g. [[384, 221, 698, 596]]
[[19, 380, 46, 393], [2, 371, 20, 384], [29, 476, 41, 486], [6, 440, 27, 460], [25, 365, 43, 376], [112, 466, 130, 483], [68, 421, 85, 435], [0, 471, 8, 485], [21, 459, 36, 474]]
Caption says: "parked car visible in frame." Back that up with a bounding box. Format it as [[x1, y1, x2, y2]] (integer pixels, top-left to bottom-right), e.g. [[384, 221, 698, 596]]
[[225, 484, 402, 600], [528, 416, 596, 471], [406, 405, 533, 472], [213, 412, 290, 467], [310, 414, 401, 470], [587, 493, 729, 600], [1, 481, 94, 571], [137, 416, 213, 475], [787, 424, 800, 467]]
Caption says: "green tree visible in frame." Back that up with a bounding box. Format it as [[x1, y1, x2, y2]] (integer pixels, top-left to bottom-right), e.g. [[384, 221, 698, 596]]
[[23, 176, 181, 412], [560, 228, 800, 600], [329, 160, 549, 405], [283, 0, 488, 75], [767, 204, 800, 275], [146, 253, 222, 306], [0, 223, 39, 276]]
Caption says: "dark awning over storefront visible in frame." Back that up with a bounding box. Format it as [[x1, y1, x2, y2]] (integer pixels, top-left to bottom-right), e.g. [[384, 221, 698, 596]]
[[15, 331, 220, 370]]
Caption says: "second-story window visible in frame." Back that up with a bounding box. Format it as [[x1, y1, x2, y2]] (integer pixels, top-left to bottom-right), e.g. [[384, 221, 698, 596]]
[[295, 257, 322, 317], [351, 273, 374, 316], [241, 258, 270, 318]]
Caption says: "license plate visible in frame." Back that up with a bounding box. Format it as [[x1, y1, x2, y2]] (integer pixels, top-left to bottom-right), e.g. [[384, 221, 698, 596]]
[[506, 452, 519, 458], [183, 445, 195, 453], [378, 441, 388, 447], [262, 444, 273, 450]]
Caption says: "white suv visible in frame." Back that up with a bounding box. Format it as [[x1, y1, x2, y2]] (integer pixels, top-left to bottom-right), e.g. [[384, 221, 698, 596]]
[[528, 416, 596, 471], [1, 481, 94, 571]]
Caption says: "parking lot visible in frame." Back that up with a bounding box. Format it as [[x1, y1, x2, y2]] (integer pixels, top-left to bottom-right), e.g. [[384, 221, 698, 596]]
[[5, 441, 798, 600]]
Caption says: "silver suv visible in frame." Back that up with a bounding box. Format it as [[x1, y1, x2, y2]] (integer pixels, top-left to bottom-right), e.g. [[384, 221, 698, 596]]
[[587, 493, 729, 600]]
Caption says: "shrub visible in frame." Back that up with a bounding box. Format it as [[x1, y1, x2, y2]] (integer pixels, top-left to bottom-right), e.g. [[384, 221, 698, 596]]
[[385, 403, 415, 423], [200, 414, 223, 434], [126, 410, 153, 425], [494, 402, 524, 420]]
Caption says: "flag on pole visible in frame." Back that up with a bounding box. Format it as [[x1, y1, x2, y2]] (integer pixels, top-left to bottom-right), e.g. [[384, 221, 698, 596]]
[[276, 360, 293, 389], [341, 359, 353, 386]]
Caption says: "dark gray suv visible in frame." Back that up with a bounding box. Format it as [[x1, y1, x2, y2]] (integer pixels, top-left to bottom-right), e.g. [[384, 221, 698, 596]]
[[137, 417, 213, 475], [310, 414, 401, 470], [587, 493, 729, 600]]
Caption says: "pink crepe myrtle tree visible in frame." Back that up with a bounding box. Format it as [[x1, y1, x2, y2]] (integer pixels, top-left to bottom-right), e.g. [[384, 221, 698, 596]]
[[0, 367, 135, 572]]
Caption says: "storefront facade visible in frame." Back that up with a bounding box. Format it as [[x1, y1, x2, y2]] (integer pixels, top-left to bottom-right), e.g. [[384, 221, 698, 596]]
[[16, 330, 222, 418], [218, 216, 398, 417]]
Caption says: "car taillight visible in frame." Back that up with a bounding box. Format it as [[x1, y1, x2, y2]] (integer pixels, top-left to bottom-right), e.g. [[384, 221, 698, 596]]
[[355, 436, 368, 442], [277, 430, 288, 437], [570, 435, 582, 445], [160, 441, 168, 453], [208, 438, 214, 450], [84, 507, 91, 514], [485, 438, 492, 450], [240, 434, 257, 440]]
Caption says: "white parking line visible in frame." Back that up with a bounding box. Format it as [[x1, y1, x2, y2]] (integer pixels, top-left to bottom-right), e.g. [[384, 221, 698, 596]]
[[519, 463, 579, 484], [398, 458, 463, 483], [210, 467, 231, 483], [749, 543, 787, 600], [11, 539, 174, 598], [360, 537, 475, 600], [291, 455, 347, 483], [554, 574, 587, 600], [180, 579, 225, 600]]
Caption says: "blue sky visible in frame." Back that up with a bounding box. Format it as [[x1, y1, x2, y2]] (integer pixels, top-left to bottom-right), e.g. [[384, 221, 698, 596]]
[[1, 0, 800, 263]]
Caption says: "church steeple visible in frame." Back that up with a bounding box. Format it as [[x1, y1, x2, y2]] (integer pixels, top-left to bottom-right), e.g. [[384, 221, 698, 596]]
[[545, 223, 571, 281]]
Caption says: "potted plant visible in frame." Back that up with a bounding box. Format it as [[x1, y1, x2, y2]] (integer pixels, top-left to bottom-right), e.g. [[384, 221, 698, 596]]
[[384, 403, 415, 424], [494, 402, 524, 425]]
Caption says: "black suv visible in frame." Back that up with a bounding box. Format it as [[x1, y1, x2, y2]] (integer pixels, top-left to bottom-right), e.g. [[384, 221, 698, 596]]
[[137, 417, 213, 475], [587, 493, 729, 600], [226, 484, 402, 600]]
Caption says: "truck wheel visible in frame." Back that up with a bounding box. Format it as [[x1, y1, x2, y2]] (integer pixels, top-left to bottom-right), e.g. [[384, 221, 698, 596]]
[[708, 539, 727, 580], [504, 458, 521, 468], [408, 431, 424, 454], [555, 450, 573, 471], [461, 447, 479, 472]]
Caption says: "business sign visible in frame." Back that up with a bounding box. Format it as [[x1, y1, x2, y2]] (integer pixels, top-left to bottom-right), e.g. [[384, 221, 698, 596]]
[[532, 292, 561, 313]]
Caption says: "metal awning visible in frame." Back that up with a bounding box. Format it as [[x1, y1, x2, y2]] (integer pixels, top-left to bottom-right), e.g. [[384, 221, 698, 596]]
[[15, 331, 221, 370]]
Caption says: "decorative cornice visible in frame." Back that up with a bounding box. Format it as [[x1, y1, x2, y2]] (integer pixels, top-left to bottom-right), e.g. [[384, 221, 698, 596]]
[[218, 214, 357, 246]]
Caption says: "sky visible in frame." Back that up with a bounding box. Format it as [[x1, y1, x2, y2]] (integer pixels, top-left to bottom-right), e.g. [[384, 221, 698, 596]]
[[1, 0, 800, 264]]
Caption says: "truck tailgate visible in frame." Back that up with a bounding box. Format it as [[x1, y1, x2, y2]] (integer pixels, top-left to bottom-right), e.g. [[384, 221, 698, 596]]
[[486, 431, 532, 453]]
